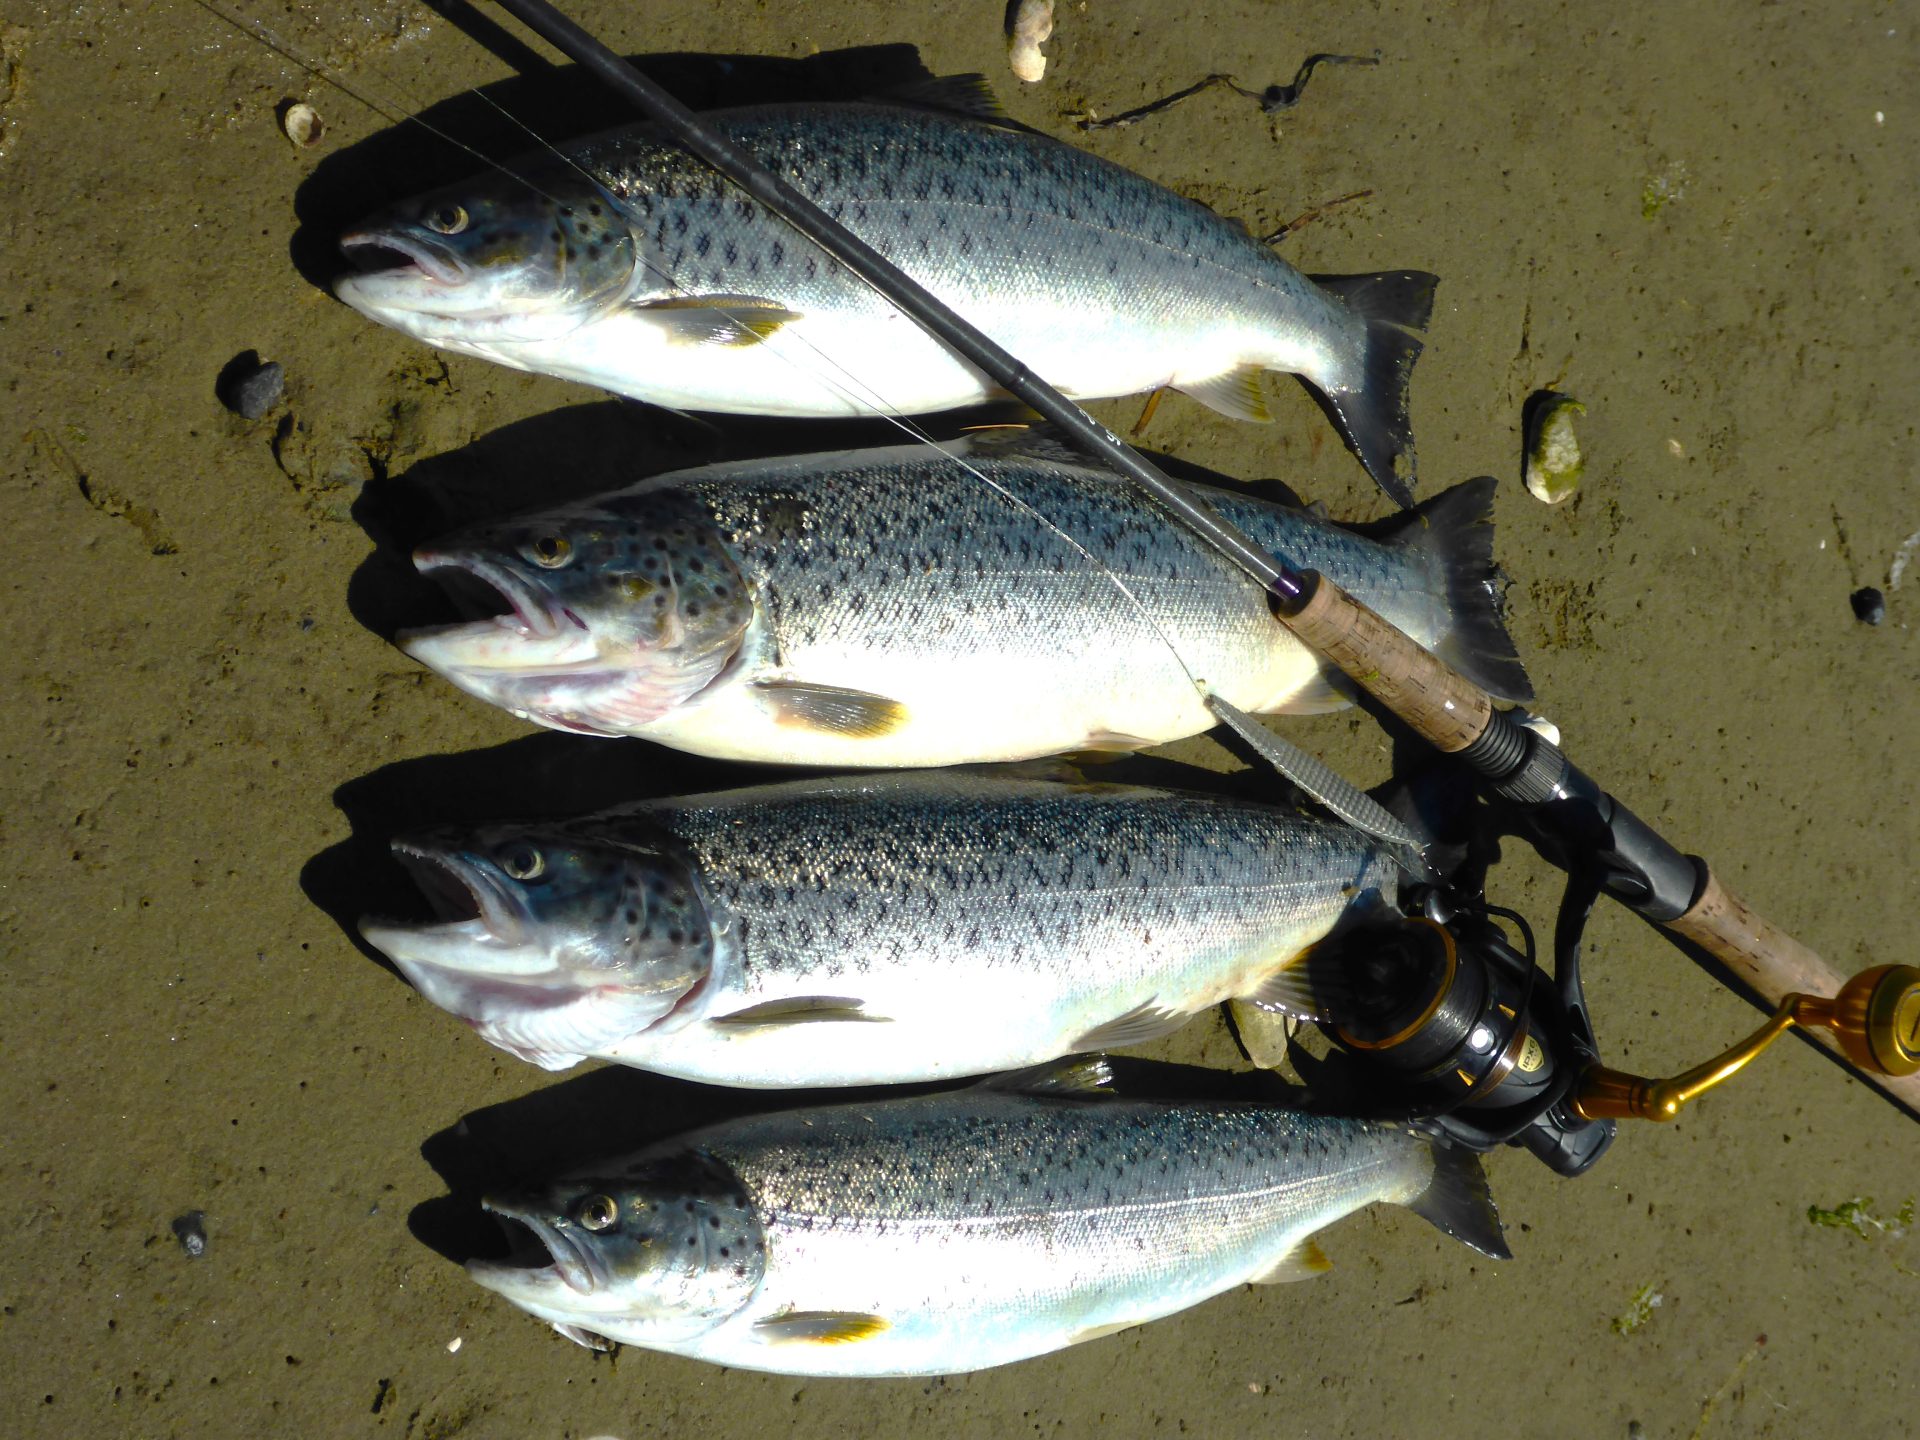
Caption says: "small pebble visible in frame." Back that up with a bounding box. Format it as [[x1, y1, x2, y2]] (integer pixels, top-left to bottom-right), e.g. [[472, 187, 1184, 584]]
[[217, 351, 285, 420], [1850, 586, 1886, 625], [171, 1211, 208, 1258], [280, 101, 324, 148]]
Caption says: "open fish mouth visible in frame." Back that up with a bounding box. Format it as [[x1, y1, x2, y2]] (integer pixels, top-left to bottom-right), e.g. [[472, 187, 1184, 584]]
[[338, 227, 467, 287], [397, 550, 603, 678], [469, 1199, 607, 1297]]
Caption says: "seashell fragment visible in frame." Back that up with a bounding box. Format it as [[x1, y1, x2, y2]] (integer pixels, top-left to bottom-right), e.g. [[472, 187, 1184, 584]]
[[281, 101, 324, 148], [1523, 390, 1585, 505], [1008, 0, 1054, 84]]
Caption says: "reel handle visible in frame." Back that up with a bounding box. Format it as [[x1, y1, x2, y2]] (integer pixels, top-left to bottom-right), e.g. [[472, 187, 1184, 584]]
[[1573, 963, 1920, 1123]]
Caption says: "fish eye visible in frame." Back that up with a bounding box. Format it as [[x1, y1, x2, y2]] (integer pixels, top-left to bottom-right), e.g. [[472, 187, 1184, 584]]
[[574, 1194, 619, 1232], [527, 534, 573, 568], [426, 204, 470, 235], [500, 845, 546, 881]]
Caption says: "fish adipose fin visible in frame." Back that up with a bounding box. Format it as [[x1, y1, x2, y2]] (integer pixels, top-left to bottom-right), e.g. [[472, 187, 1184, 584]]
[[1072, 998, 1193, 1051], [1308, 270, 1440, 510], [753, 1311, 891, 1346], [632, 296, 802, 347], [1249, 1236, 1334, 1284], [1379, 476, 1534, 703], [1181, 364, 1273, 424], [1406, 1133, 1511, 1259], [708, 996, 888, 1027], [752, 680, 910, 737]]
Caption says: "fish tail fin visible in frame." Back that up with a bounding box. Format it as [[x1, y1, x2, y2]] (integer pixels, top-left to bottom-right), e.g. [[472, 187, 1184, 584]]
[[1405, 1131, 1511, 1259], [1378, 476, 1535, 703], [1308, 270, 1439, 509]]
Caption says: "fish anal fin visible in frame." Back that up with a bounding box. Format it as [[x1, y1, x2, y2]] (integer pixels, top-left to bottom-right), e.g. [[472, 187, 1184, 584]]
[[633, 296, 803, 347], [1264, 666, 1359, 716], [1072, 998, 1193, 1051], [753, 1311, 891, 1346], [1180, 364, 1273, 423], [1250, 1237, 1333, 1284], [1075, 729, 1158, 754], [1243, 939, 1353, 1023], [978, 1055, 1114, 1096], [709, 996, 887, 1028], [752, 680, 909, 738]]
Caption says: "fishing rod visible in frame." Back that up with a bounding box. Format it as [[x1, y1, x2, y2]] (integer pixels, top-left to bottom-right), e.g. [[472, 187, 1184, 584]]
[[478, 0, 1920, 1123]]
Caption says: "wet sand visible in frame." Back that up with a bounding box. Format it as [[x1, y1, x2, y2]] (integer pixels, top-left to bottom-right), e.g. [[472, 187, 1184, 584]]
[[3, 2, 1916, 1436]]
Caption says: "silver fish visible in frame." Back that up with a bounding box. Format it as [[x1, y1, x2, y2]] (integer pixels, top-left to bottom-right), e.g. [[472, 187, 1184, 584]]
[[466, 1058, 1508, 1375], [333, 86, 1436, 502], [399, 430, 1531, 767], [358, 770, 1400, 1078]]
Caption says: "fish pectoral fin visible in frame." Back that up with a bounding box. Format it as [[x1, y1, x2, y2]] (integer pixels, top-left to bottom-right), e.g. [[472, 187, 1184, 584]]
[[978, 1055, 1115, 1096], [1072, 998, 1193, 1051], [1180, 364, 1273, 423], [752, 680, 909, 738], [708, 996, 888, 1028], [1249, 1237, 1334, 1284], [753, 1311, 891, 1346], [632, 296, 802, 347]]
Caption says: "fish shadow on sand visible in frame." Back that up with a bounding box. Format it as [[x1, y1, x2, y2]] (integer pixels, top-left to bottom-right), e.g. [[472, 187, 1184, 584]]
[[408, 1057, 1307, 1267], [287, 42, 945, 293]]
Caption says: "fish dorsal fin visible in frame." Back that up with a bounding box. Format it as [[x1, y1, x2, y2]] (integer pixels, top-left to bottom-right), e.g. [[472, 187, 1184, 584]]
[[978, 1055, 1115, 1096], [957, 423, 1089, 470], [873, 73, 1013, 124], [1249, 1237, 1333, 1284]]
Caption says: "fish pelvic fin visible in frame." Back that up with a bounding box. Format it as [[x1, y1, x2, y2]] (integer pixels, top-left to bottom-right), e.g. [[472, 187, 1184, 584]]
[[1380, 476, 1535, 704], [1405, 1132, 1511, 1259], [1308, 269, 1439, 509]]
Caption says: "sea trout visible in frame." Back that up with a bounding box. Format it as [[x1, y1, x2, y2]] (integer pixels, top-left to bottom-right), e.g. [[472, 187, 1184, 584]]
[[358, 770, 1401, 1077], [466, 1058, 1508, 1375], [333, 86, 1436, 503], [399, 430, 1531, 767]]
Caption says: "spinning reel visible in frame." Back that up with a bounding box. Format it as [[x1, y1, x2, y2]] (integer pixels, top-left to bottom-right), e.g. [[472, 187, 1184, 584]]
[[1304, 874, 1920, 1177]]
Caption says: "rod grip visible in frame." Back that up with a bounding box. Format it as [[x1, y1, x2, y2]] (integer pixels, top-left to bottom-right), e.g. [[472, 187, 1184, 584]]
[[1277, 572, 1494, 752], [1664, 868, 1920, 1115]]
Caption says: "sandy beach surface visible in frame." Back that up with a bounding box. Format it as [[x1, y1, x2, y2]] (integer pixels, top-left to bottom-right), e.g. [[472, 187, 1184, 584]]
[[3, 2, 1915, 1435]]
